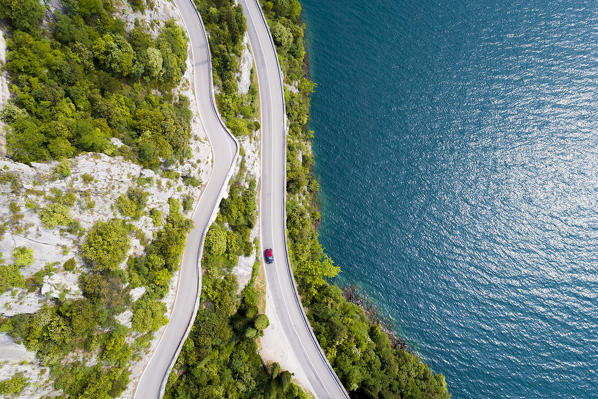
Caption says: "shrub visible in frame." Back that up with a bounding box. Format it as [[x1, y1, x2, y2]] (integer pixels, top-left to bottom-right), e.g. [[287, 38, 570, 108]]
[[54, 159, 71, 179], [149, 208, 163, 227], [81, 173, 94, 184], [0, 265, 25, 293], [40, 203, 72, 229], [182, 175, 200, 187], [0, 372, 28, 396], [81, 219, 130, 271], [13, 246, 34, 267], [182, 194, 193, 213], [116, 187, 148, 220], [63, 258, 76, 271]]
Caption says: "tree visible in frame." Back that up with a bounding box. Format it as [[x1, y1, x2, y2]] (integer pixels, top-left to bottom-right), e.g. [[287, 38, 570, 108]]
[[80, 273, 129, 314], [131, 296, 168, 333], [205, 224, 227, 256], [271, 22, 293, 53], [254, 314, 269, 331], [116, 187, 148, 220], [68, 298, 97, 335], [0, 0, 45, 33], [146, 47, 163, 79], [81, 219, 130, 271]]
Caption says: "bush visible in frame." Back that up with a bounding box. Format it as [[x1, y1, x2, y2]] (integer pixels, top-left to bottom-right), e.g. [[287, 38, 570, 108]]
[[182, 175, 200, 187], [40, 203, 72, 229], [0, 265, 25, 293], [149, 208, 163, 227], [182, 194, 193, 213], [54, 159, 71, 179], [0, 372, 28, 395], [12, 246, 33, 267], [116, 187, 148, 220], [63, 258, 76, 271], [81, 219, 130, 271]]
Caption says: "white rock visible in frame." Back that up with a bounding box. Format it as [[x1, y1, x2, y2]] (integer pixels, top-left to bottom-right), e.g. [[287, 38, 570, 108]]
[[116, 310, 133, 329], [130, 286, 147, 302], [0, 290, 42, 317], [41, 272, 82, 300]]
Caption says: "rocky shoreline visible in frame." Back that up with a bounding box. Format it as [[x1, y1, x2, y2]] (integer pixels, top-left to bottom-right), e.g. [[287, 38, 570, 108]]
[[342, 285, 408, 350]]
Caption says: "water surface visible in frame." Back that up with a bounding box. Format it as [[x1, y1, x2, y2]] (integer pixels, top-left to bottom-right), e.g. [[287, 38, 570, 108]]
[[301, 1, 598, 397]]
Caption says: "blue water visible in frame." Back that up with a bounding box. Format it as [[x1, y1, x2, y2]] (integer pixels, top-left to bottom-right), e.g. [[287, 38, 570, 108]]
[[301, 1, 598, 398]]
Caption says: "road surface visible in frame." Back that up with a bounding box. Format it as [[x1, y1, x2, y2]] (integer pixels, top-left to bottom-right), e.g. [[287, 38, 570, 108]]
[[133, 0, 238, 397], [238, 1, 350, 398]]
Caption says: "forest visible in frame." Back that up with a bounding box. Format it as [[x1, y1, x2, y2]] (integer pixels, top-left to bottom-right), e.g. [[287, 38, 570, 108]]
[[0, 0, 196, 397], [1, 0, 191, 168]]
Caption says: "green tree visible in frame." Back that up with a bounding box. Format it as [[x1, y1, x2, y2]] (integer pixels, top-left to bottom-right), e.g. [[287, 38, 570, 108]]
[[205, 224, 227, 256], [254, 314, 269, 331], [68, 298, 97, 335], [271, 22, 293, 53], [0, 0, 44, 33], [81, 219, 130, 271], [131, 296, 168, 333], [146, 47, 163, 79]]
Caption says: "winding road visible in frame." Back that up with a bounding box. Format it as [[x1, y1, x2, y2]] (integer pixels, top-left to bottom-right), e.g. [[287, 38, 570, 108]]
[[133, 0, 238, 397], [135, 0, 348, 397], [239, 1, 349, 398]]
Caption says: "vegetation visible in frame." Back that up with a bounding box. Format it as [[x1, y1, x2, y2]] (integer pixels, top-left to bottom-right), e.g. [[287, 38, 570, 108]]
[[127, 198, 193, 298], [0, 372, 28, 396], [82, 219, 131, 272], [40, 203, 72, 229], [194, 0, 259, 134], [0, 264, 25, 293], [0, 1, 200, 397], [260, 1, 451, 397], [131, 294, 168, 333], [12, 246, 34, 267], [1, 0, 191, 168], [166, 169, 305, 399], [1, 197, 193, 397], [116, 186, 149, 220]]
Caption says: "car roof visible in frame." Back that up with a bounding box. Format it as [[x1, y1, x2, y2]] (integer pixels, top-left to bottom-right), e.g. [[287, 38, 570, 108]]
[[266, 249, 272, 255]]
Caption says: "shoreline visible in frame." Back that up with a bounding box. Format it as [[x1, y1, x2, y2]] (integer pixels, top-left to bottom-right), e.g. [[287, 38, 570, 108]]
[[341, 285, 408, 350]]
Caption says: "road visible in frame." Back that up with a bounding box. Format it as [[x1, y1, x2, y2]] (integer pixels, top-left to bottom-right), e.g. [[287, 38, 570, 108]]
[[133, 0, 238, 398], [238, 1, 350, 398]]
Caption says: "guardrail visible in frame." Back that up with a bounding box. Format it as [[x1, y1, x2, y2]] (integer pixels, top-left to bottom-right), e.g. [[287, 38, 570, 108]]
[[244, 0, 350, 397]]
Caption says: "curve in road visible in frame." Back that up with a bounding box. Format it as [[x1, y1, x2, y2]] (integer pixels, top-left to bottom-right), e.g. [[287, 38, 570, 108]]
[[133, 0, 239, 398], [238, 1, 350, 398]]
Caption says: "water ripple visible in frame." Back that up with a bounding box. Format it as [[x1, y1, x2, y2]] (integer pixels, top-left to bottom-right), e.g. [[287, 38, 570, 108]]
[[304, 0, 598, 397]]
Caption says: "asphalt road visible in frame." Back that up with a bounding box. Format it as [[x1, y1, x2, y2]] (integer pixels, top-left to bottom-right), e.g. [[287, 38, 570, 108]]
[[133, 0, 238, 398], [239, 1, 350, 398]]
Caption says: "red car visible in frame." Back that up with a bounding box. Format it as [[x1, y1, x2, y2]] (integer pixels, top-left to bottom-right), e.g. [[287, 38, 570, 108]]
[[264, 248, 274, 264]]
